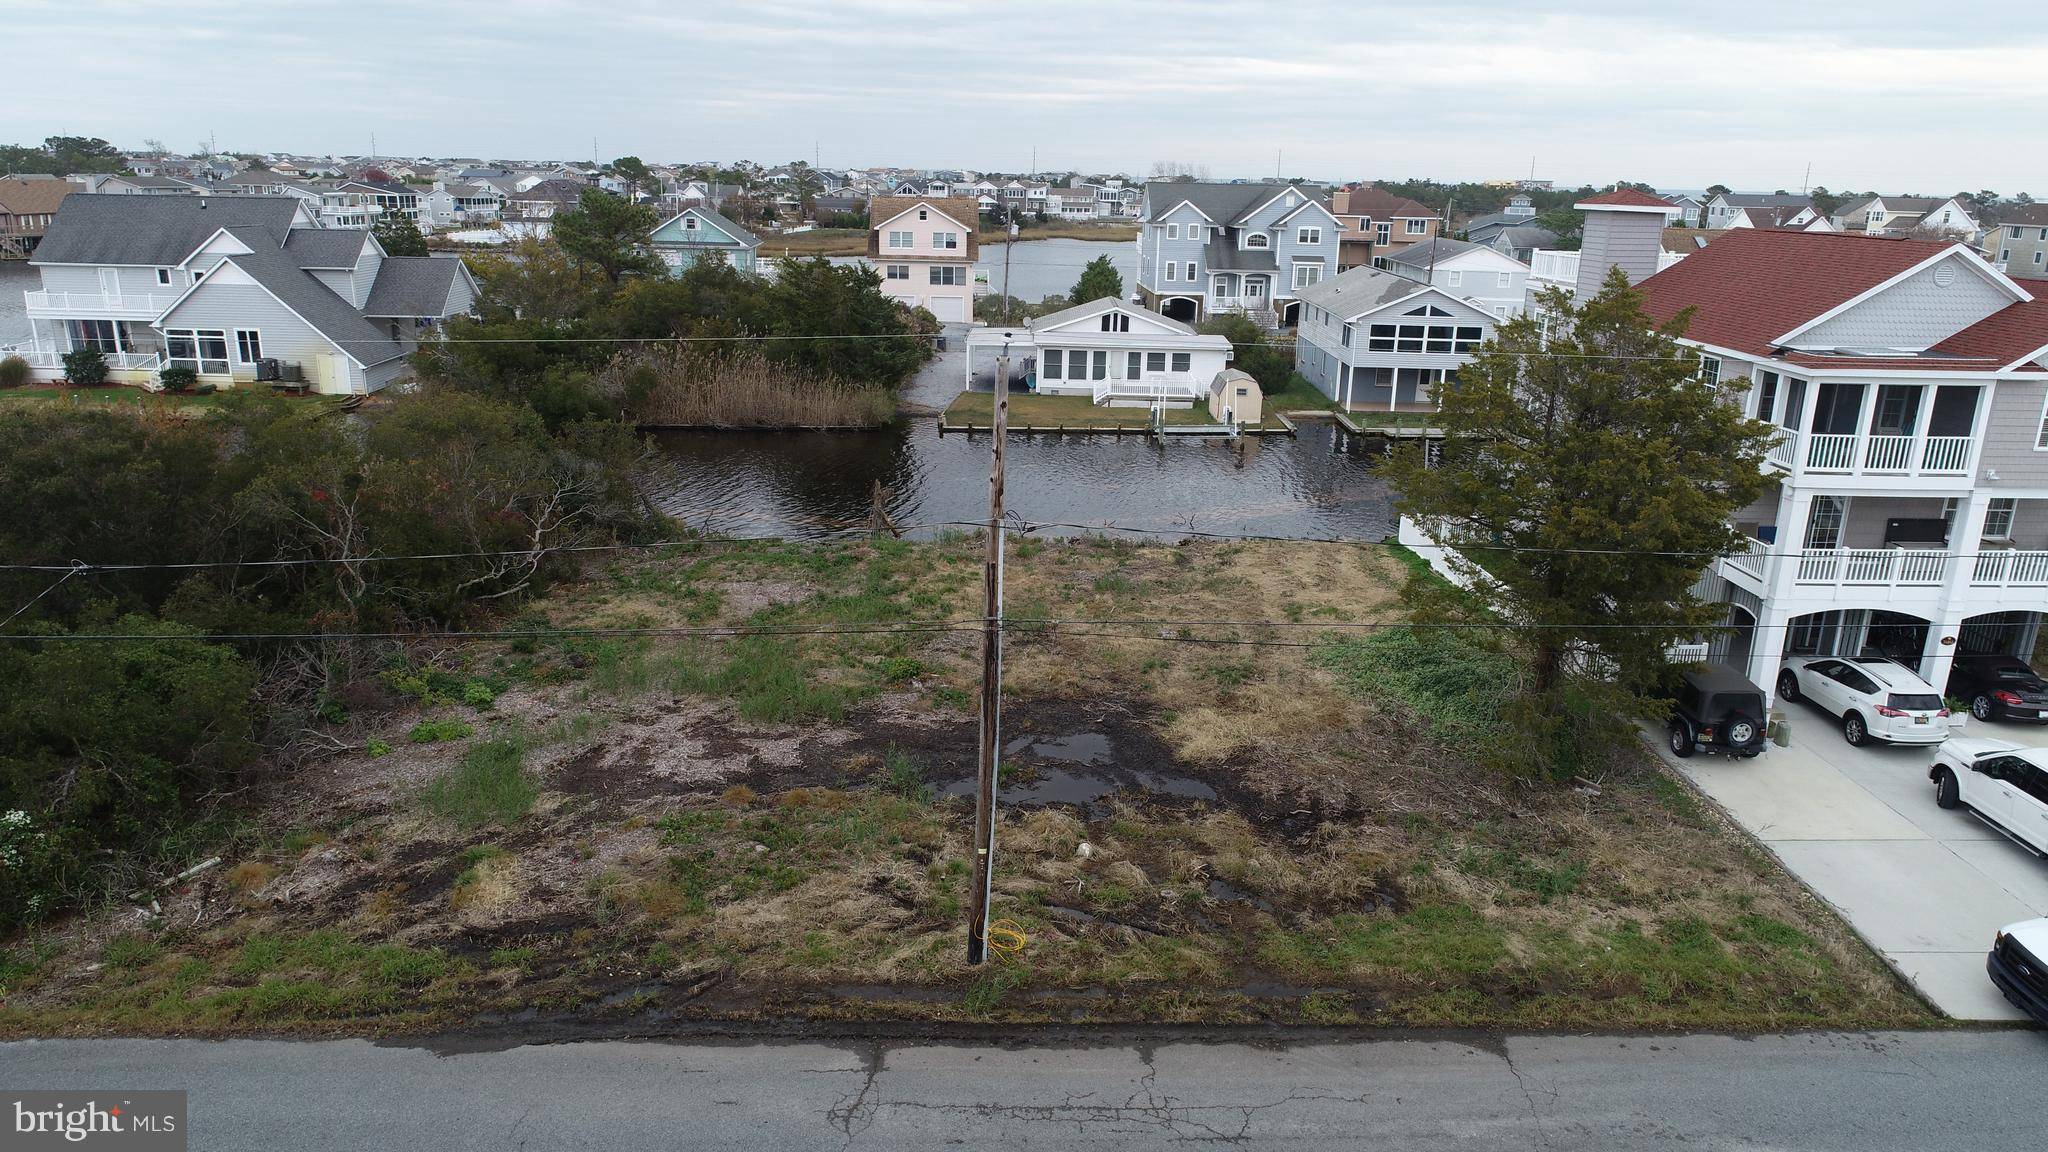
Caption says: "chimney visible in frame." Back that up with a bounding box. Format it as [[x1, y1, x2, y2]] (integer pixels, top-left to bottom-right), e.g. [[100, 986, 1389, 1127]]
[[1572, 188, 1675, 298]]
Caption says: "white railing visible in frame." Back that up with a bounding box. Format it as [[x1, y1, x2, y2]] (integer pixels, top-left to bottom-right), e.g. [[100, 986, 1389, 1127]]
[[1921, 436, 1971, 474], [1, 350, 161, 371], [1804, 433, 1859, 471], [1862, 434, 1914, 472], [1970, 551, 2048, 588], [1795, 548, 1950, 587], [1094, 377, 1204, 406], [1530, 250, 1578, 283], [1724, 538, 1768, 580], [24, 289, 179, 315], [1765, 428, 1797, 470]]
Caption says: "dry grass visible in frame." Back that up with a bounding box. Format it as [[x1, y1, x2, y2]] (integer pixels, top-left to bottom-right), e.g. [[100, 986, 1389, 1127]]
[[609, 348, 895, 429], [0, 536, 1932, 1036]]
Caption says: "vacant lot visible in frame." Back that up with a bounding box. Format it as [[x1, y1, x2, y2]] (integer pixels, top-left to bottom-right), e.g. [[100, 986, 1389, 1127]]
[[0, 536, 1931, 1037]]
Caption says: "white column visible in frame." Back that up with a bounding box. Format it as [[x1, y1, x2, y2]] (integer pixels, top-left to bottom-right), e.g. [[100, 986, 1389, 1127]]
[[1751, 602, 1797, 707], [1923, 488, 1995, 698]]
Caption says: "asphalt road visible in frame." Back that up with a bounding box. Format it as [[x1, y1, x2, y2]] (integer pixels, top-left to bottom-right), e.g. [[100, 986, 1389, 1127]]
[[4, 1030, 2044, 1149]]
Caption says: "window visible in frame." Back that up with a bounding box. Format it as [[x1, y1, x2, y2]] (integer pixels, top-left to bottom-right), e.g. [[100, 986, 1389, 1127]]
[[67, 319, 118, 352], [1127, 351, 1143, 378], [1245, 233, 1270, 249], [2037, 391, 2048, 450], [1163, 261, 1178, 282], [1043, 350, 1064, 379], [1496, 271, 1511, 288], [1296, 226, 1321, 245], [2000, 249, 2011, 263], [1804, 495, 1845, 551], [1453, 326, 1483, 352], [156, 268, 171, 285], [1405, 218, 1426, 234], [1099, 312, 1129, 332], [191, 268, 207, 283], [886, 264, 910, 279], [1756, 371, 1780, 422], [235, 329, 262, 363], [1090, 350, 1107, 380], [1166, 224, 1179, 240], [1984, 498, 2017, 540], [929, 266, 962, 285], [165, 329, 229, 375], [1340, 324, 1352, 348], [1146, 352, 1166, 372], [1397, 324, 1425, 353], [887, 230, 913, 248], [1171, 352, 1190, 372], [1368, 323, 1397, 352], [1292, 263, 1322, 289], [1375, 223, 1390, 244], [1448, 270, 1463, 287], [934, 232, 959, 249], [682, 216, 698, 231], [917, 209, 928, 220]]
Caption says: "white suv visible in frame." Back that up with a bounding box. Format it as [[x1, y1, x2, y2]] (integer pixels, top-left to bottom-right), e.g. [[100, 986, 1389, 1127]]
[[1932, 742, 2048, 854], [1777, 656, 1951, 747]]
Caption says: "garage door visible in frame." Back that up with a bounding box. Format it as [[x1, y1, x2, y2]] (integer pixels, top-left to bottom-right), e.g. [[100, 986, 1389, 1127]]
[[927, 295, 967, 323]]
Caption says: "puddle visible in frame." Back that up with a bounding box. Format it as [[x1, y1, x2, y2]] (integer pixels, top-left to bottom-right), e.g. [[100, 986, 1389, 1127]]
[[941, 733, 1216, 808], [1206, 877, 1277, 912]]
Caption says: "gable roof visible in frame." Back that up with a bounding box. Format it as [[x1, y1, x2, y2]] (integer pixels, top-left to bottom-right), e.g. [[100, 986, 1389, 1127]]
[[1141, 181, 1329, 226], [1714, 192, 1813, 209], [281, 227, 369, 268], [1493, 225, 1560, 251], [652, 205, 761, 248], [868, 196, 980, 232], [32, 194, 302, 265], [1028, 297, 1196, 336], [1380, 236, 1516, 270], [1634, 229, 2022, 365], [1293, 265, 1431, 318], [163, 250, 413, 368], [362, 256, 464, 318]]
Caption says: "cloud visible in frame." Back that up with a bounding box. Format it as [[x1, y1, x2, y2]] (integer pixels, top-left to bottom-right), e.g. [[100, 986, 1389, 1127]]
[[7, 0, 2043, 191]]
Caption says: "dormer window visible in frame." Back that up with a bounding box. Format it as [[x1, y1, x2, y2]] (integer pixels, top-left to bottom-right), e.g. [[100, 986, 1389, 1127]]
[[1244, 233, 1270, 249], [156, 268, 171, 285], [1099, 311, 1129, 332], [682, 216, 698, 230]]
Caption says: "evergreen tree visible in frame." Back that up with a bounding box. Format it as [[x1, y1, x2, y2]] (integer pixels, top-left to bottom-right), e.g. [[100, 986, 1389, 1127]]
[[1069, 255, 1124, 303], [553, 188, 662, 285], [372, 212, 431, 256], [1379, 270, 1774, 779]]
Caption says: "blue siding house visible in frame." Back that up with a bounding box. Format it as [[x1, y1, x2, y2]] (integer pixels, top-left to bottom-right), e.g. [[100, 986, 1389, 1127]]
[[649, 206, 761, 274], [1133, 182, 1343, 328]]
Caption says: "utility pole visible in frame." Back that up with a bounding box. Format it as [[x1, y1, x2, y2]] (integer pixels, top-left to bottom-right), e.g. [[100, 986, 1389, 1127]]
[[1001, 221, 1018, 323], [967, 344, 1009, 966], [1802, 161, 1812, 195]]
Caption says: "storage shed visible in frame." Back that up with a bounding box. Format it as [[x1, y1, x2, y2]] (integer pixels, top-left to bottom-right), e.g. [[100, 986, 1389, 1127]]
[[1208, 369, 1261, 426]]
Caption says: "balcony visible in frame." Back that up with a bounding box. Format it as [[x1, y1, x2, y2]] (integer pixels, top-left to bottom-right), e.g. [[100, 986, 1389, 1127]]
[[1765, 428, 1975, 479], [25, 289, 180, 319], [0, 349, 162, 373], [1795, 548, 1951, 588], [1970, 551, 2048, 588]]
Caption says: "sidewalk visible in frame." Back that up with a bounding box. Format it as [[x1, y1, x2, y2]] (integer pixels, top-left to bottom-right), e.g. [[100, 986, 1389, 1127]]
[[1647, 728, 2045, 1020]]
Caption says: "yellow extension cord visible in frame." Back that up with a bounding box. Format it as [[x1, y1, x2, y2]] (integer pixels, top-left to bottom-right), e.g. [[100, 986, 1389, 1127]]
[[986, 918, 1029, 957]]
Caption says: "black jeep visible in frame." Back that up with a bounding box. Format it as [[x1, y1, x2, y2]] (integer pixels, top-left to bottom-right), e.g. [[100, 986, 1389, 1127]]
[[1665, 664, 1769, 759]]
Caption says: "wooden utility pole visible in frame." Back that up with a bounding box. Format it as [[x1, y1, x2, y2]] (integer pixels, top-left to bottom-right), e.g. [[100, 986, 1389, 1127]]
[[967, 351, 1009, 965]]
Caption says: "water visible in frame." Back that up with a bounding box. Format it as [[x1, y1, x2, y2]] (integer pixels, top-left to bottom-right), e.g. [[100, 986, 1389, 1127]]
[[815, 237, 1136, 304], [939, 731, 1220, 808], [641, 418, 1397, 541]]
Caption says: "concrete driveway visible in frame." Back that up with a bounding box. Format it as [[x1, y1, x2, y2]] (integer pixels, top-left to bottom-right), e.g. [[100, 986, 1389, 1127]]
[[1649, 709, 2048, 1020]]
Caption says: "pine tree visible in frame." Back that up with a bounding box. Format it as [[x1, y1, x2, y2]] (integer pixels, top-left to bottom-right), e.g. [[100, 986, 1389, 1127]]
[[372, 212, 431, 257], [1379, 268, 1774, 779], [553, 189, 663, 285], [1069, 255, 1124, 303]]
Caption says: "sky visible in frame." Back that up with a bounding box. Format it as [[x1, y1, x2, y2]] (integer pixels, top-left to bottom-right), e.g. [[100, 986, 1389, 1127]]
[[10, 0, 2046, 195]]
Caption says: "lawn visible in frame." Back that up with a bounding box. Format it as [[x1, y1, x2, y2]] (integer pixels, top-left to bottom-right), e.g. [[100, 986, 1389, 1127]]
[[944, 390, 1288, 431], [0, 385, 331, 412], [0, 536, 1931, 1037]]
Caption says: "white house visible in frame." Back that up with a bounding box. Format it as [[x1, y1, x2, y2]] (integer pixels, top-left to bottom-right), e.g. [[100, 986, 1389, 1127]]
[[1704, 192, 1815, 230], [1374, 237, 1533, 318], [10, 194, 476, 395], [1292, 266, 1499, 413], [963, 297, 1232, 405], [1835, 195, 1980, 238]]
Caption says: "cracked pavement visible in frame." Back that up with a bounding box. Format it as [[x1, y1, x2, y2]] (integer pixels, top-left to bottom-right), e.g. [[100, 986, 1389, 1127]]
[[3, 1030, 2043, 1149]]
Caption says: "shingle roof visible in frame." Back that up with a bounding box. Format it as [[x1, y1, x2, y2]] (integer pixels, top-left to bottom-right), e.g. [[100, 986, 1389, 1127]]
[[185, 250, 413, 368], [1028, 297, 1196, 335], [1493, 225, 1559, 251], [665, 206, 760, 248], [281, 227, 368, 268], [1578, 188, 1677, 210], [1143, 182, 1329, 226], [1635, 229, 1975, 362], [32, 194, 302, 265], [865, 197, 981, 261], [362, 256, 462, 318], [1382, 237, 1477, 267], [0, 177, 74, 216], [1202, 240, 1278, 272], [1928, 295, 2048, 370], [1715, 192, 1813, 209], [1292, 265, 1430, 317], [1333, 187, 1432, 219], [1997, 204, 2048, 228]]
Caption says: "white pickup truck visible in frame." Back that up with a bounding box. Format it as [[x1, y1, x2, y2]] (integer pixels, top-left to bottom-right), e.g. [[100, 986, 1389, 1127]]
[[1930, 737, 2048, 855], [1989, 919, 2048, 1024]]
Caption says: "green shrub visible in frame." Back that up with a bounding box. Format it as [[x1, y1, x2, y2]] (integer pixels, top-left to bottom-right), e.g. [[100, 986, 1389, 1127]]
[[461, 681, 498, 708], [0, 355, 29, 389], [407, 718, 474, 744], [366, 739, 392, 759], [421, 736, 537, 828], [60, 348, 108, 387], [158, 365, 199, 394]]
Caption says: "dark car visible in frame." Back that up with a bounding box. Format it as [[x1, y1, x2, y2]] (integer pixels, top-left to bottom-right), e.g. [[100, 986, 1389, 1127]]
[[1665, 663, 1769, 759], [1946, 655, 2048, 724]]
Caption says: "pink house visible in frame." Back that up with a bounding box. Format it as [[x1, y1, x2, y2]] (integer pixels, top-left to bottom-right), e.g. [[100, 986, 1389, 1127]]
[[867, 196, 980, 323]]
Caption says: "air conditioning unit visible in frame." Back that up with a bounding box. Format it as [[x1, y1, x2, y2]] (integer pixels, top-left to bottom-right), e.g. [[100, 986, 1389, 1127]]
[[254, 357, 281, 382]]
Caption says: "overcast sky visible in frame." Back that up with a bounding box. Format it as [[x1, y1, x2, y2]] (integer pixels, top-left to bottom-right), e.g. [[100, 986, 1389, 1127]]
[[12, 0, 2044, 194]]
